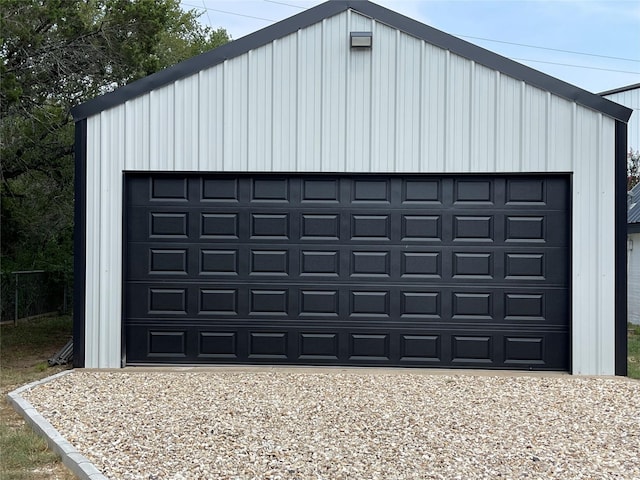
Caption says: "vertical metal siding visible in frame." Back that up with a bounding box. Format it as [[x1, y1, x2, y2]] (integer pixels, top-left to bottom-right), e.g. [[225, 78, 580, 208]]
[[548, 96, 573, 172], [174, 75, 200, 171], [597, 116, 616, 370], [571, 109, 616, 374], [297, 23, 323, 171], [272, 35, 298, 171], [396, 32, 421, 172], [248, 45, 273, 171], [346, 13, 373, 171], [86, 109, 124, 368], [197, 67, 224, 170], [496, 75, 522, 172], [421, 44, 447, 172], [371, 22, 396, 171], [224, 56, 250, 170], [471, 64, 497, 172], [85, 116, 100, 368], [149, 84, 175, 170], [446, 54, 472, 172], [322, 15, 349, 171], [83, 9, 619, 373], [522, 85, 548, 171]]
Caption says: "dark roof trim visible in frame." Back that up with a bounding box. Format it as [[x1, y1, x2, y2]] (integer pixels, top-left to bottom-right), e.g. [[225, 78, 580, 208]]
[[71, 1, 347, 120], [629, 223, 640, 233], [71, 0, 633, 123], [615, 120, 628, 376], [73, 119, 87, 368], [600, 83, 640, 97]]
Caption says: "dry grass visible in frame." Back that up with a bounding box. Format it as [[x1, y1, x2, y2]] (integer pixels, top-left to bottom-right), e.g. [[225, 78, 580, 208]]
[[629, 323, 640, 380], [0, 316, 75, 480]]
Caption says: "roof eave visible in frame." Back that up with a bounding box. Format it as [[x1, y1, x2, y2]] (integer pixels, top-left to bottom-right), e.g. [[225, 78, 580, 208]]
[[71, 1, 351, 121], [599, 83, 640, 97]]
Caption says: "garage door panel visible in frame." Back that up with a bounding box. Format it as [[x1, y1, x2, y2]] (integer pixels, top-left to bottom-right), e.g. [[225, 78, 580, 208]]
[[127, 244, 567, 284], [301, 213, 341, 239], [451, 335, 494, 363], [124, 324, 568, 368], [402, 179, 442, 204], [199, 331, 239, 358], [201, 177, 239, 202], [200, 248, 240, 276], [251, 178, 291, 203], [401, 215, 442, 241], [128, 208, 568, 246], [299, 333, 340, 360], [302, 178, 340, 202], [400, 291, 442, 319], [505, 177, 569, 209], [351, 178, 392, 203], [399, 334, 442, 362], [125, 174, 569, 369], [126, 283, 567, 328]]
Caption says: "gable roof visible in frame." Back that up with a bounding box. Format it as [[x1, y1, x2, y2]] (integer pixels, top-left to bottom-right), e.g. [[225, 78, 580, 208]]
[[71, 0, 632, 123], [630, 203, 640, 225], [600, 83, 640, 97], [630, 182, 640, 228]]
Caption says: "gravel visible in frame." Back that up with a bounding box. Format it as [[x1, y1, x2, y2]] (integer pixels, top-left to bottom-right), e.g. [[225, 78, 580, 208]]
[[21, 369, 640, 480]]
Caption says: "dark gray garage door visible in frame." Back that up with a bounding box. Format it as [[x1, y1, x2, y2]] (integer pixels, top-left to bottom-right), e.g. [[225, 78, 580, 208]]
[[124, 174, 570, 370]]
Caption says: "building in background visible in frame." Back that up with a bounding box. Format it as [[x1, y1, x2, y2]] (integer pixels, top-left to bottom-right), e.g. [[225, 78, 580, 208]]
[[627, 182, 640, 325], [602, 84, 640, 326], [601, 84, 640, 153]]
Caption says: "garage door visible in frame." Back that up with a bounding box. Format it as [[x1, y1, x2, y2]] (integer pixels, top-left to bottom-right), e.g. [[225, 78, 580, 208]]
[[124, 174, 570, 370]]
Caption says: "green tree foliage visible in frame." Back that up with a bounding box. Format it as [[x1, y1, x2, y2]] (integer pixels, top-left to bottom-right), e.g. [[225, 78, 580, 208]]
[[629, 149, 640, 190], [1, 0, 229, 279]]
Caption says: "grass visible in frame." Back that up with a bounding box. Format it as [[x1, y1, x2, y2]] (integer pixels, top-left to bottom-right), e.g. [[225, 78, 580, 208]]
[[628, 323, 640, 380], [1, 315, 76, 480]]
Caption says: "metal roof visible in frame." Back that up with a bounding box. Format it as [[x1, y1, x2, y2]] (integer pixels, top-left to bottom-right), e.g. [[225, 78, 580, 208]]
[[630, 182, 640, 225], [630, 202, 640, 224], [71, 0, 632, 123], [599, 83, 640, 97]]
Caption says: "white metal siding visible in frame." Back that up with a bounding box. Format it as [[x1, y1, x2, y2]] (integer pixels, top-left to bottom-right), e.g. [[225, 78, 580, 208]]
[[83, 9, 618, 374], [630, 233, 640, 325], [603, 87, 639, 152]]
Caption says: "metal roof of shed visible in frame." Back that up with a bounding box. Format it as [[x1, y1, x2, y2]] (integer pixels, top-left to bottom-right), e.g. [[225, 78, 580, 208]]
[[630, 182, 640, 227], [71, 0, 632, 123], [600, 83, 640, 97]]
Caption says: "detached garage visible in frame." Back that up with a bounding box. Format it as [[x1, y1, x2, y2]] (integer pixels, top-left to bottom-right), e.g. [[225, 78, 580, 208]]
[[72, 1, 631, 374]]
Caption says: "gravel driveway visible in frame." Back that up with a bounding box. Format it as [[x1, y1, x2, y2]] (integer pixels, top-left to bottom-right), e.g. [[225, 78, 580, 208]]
[[22, 369, 640, 479]]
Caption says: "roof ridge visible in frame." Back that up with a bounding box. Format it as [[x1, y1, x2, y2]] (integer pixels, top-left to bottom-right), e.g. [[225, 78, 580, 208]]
[[71, 0, 632, 123]]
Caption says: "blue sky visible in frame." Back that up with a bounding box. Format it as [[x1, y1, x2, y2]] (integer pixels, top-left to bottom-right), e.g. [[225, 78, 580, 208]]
[[181, 0, 640, 93]]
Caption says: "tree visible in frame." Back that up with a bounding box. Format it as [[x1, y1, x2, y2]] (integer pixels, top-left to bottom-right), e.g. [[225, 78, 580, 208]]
[[1, 0, 229, 279], [629, 149, 640, 191]]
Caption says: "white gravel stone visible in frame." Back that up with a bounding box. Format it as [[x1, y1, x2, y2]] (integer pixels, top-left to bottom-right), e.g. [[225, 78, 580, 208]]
[[21, 370, 640, 480]]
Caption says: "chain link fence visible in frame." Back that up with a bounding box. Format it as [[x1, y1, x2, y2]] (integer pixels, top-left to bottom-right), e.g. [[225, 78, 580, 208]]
[[0, 270, 71, 324]]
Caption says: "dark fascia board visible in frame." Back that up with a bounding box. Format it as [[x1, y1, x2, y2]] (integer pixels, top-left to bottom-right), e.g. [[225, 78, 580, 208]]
[[629, 223, 640, 234], [599, 83, 640, 97], [71, 0, 633, 123]]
